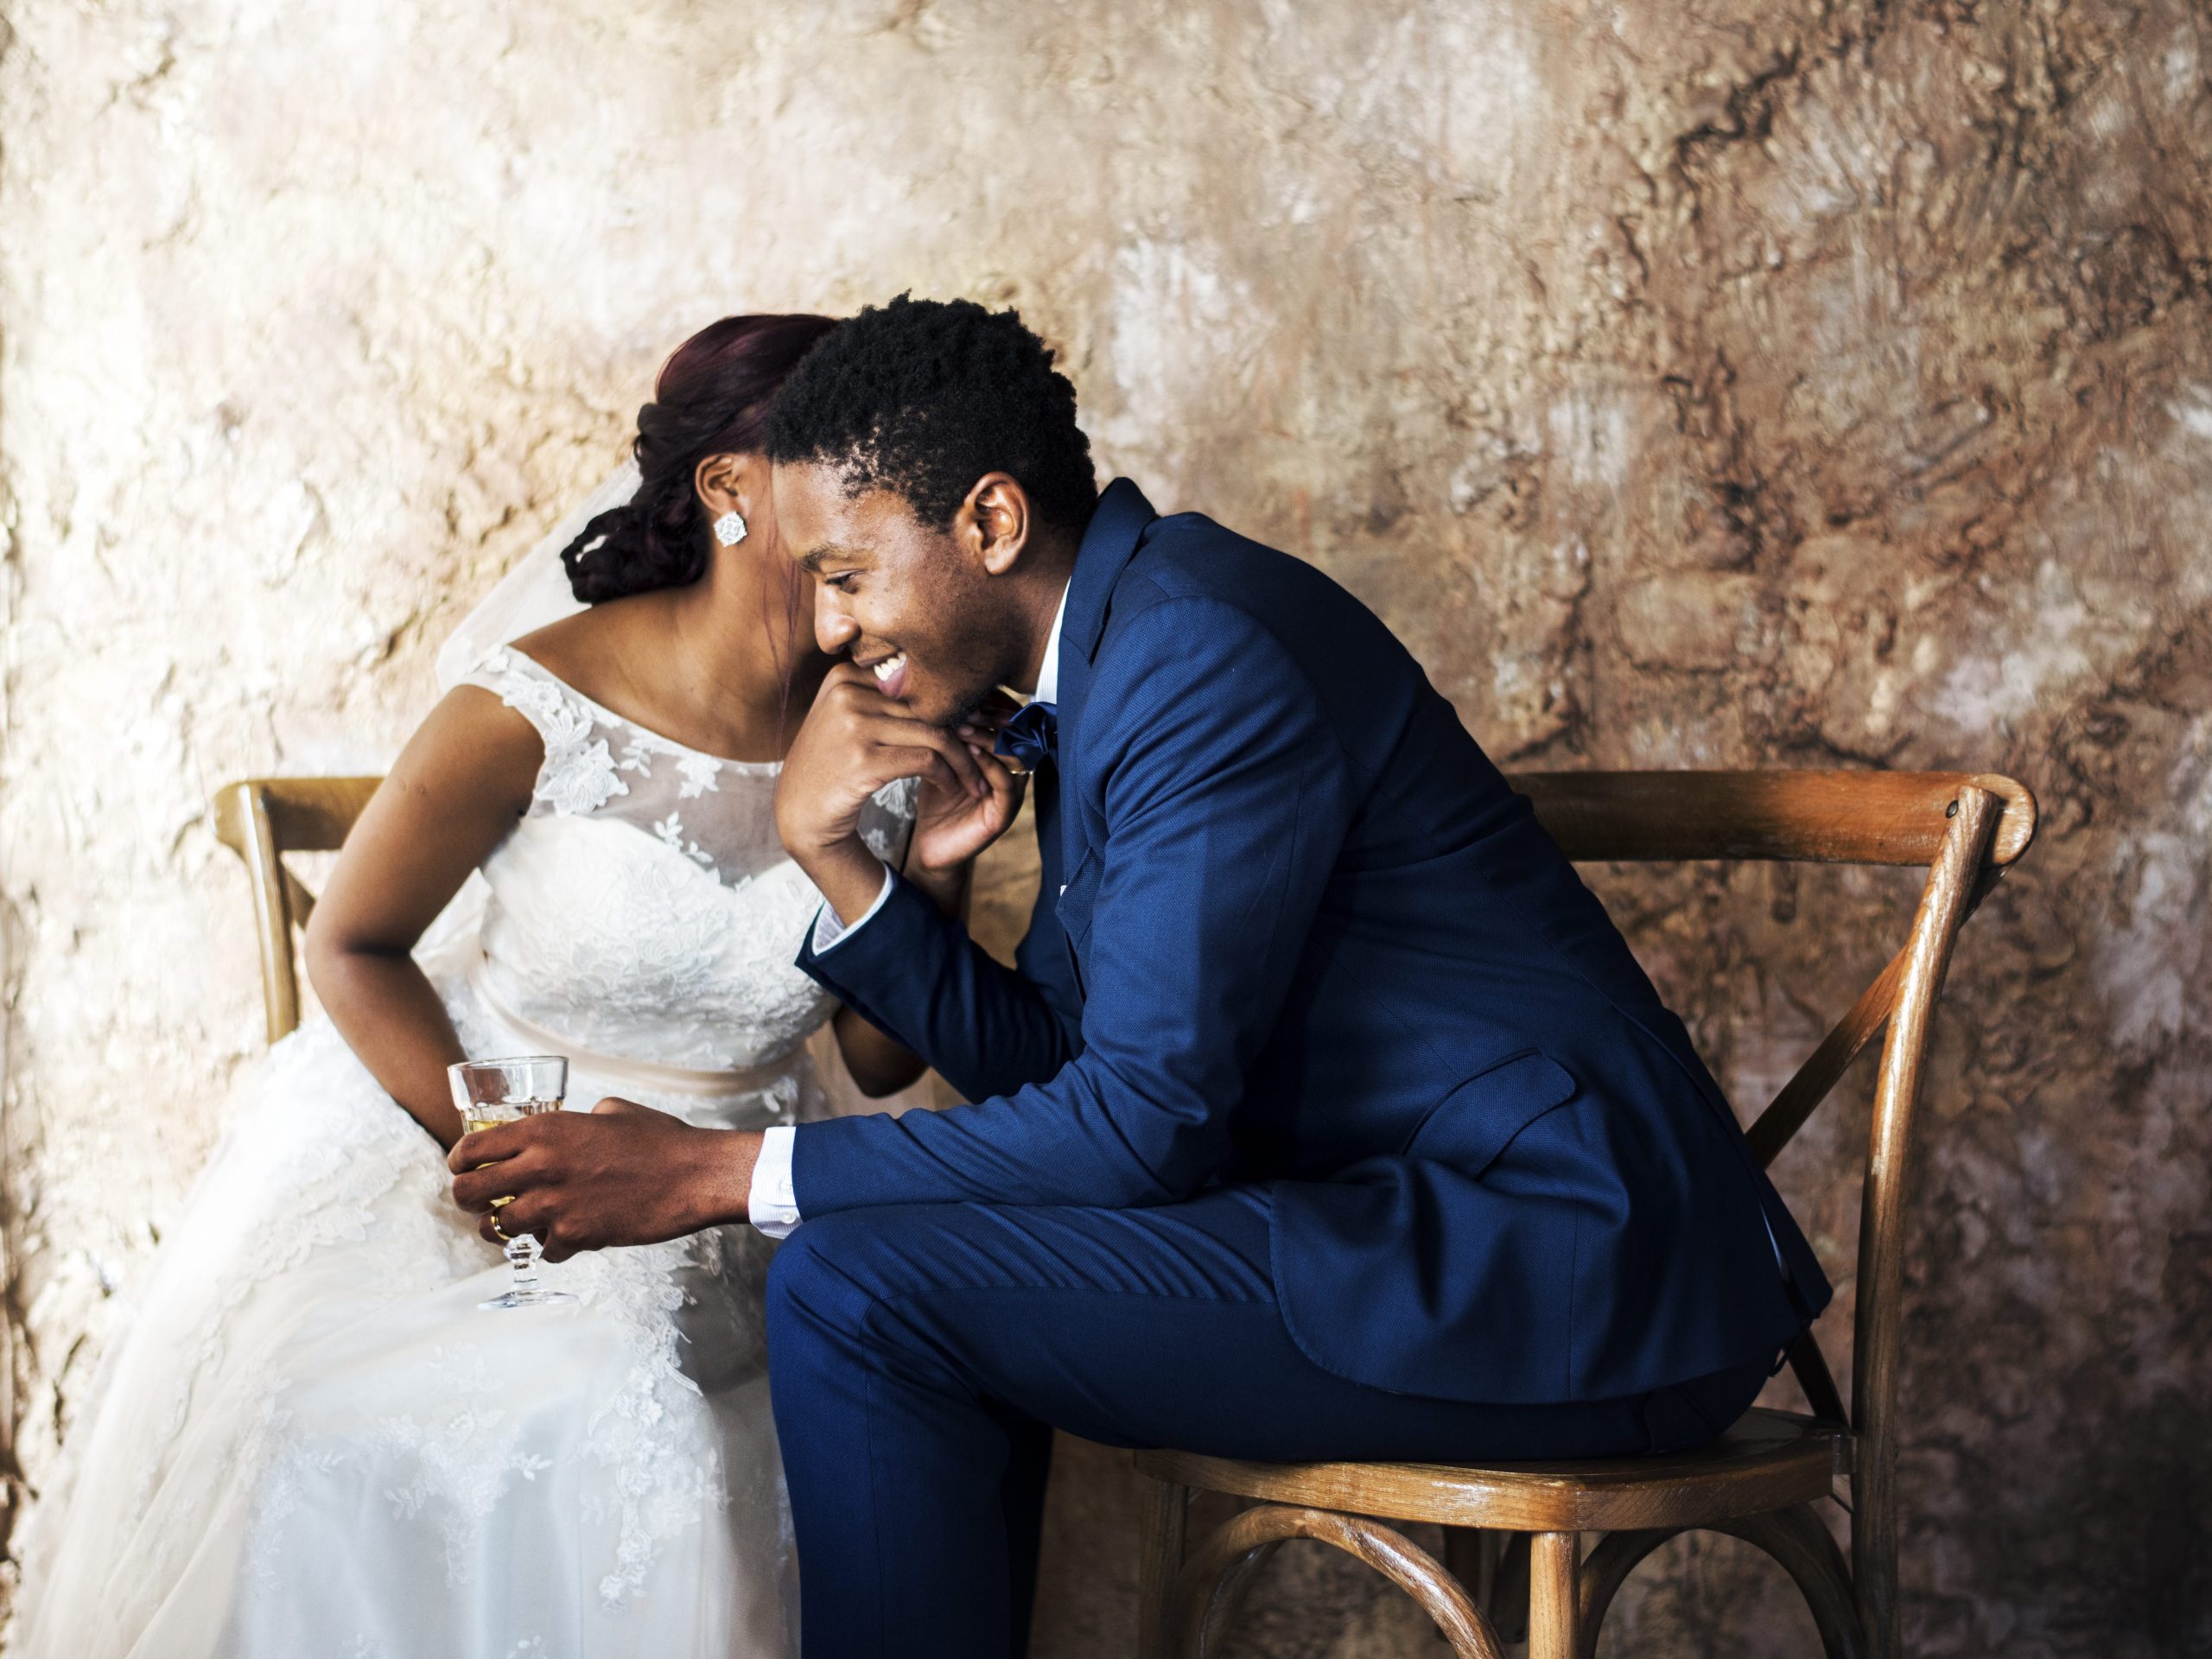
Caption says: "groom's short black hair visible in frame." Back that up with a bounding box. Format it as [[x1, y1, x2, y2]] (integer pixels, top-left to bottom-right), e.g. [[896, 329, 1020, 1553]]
[[765, 294, 1100, 535]]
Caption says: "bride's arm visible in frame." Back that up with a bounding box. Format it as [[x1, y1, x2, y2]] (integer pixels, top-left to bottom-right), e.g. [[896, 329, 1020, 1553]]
[[303, 689, 542, 1151], [830, 1007, 928, 1097]]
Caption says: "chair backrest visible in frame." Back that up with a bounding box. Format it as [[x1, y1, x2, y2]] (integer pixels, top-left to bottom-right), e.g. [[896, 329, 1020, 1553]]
[[211, 777, 383, 1041], [1506, 767, 2034, 1653]]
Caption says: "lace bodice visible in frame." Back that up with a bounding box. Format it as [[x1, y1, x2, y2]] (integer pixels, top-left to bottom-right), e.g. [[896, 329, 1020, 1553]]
[[459, 647, 915, 1077]]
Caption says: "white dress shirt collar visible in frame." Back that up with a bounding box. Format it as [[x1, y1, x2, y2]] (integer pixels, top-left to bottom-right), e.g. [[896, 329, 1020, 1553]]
[[1033, 581, 1071, 707]]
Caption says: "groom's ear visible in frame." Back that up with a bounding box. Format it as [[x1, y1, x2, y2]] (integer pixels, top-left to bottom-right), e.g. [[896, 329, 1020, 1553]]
[[961, 474, 1032, 577]]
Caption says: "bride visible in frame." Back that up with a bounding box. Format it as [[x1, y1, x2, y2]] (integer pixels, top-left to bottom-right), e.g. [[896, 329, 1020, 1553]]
[[10, 313, 998, 1658]]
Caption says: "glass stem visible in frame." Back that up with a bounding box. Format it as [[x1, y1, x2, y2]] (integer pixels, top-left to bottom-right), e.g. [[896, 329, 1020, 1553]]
[[506, 1235, 541, 1295]]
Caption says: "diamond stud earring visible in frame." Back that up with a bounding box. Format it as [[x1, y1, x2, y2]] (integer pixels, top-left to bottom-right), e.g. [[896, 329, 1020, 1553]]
[[714, 511, 748, 547]]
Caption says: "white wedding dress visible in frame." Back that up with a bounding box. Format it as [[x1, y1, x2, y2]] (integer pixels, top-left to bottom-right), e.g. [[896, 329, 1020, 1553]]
[[10, 645, 916, 1659]]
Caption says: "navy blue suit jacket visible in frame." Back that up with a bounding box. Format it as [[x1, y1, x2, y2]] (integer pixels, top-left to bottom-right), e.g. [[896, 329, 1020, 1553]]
[[795, 480, 1829, 1405]]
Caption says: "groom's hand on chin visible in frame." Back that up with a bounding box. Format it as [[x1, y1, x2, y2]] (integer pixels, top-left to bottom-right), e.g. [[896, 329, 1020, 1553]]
[[447, 1098, 761, 1263], [778, 662, 1001, 918]]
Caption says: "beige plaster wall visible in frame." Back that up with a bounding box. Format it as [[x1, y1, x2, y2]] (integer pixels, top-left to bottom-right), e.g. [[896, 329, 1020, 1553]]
[[2, 1, 2207, 1652]]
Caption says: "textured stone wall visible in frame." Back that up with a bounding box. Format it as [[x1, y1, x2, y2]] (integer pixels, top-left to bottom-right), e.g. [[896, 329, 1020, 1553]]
[[3, 1, 2208, 1652]]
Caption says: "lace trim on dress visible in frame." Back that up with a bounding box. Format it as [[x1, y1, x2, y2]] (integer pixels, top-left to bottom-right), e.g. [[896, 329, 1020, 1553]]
[[461, 645, 917, 899], [563, 1237, 734, 1605], [468, 650, 630, 817]]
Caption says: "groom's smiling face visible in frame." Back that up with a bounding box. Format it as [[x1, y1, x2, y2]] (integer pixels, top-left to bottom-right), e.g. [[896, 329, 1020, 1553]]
[[775, 461, 1032, 730]]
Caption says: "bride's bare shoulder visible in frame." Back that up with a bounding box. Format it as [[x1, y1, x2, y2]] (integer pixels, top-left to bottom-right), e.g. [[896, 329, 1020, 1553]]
[[507, 598, 658, 702], [404, 672, 550, 808]]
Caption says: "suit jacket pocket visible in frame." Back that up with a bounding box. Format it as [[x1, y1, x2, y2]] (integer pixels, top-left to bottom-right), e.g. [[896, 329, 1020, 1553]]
[[1402, 1049, 1580, 1178]]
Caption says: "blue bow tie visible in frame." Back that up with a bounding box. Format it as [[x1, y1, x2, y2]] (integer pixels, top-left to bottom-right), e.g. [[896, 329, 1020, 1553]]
[[995, 700, 1058, 772]]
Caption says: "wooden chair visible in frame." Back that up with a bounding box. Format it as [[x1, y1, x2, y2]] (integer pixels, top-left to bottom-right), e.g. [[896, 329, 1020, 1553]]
[[211, 777, 382, 1039], [1134, 769, 2037, 1659]]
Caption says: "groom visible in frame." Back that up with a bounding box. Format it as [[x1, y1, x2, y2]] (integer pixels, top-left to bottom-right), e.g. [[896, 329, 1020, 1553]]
[[453, 296, 1828, 1658]]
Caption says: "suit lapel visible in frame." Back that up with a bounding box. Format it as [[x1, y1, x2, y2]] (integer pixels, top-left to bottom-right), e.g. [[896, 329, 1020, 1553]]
[[1049, 478, 1156, 906], [1030, 763, 1062, 899], [1052, 645, 1090, 945]]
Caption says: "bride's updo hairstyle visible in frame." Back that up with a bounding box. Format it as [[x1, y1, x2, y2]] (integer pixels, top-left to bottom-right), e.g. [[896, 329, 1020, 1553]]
[[560, 313, 837, 603]]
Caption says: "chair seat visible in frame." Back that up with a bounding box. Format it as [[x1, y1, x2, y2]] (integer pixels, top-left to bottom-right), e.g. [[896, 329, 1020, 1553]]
[[1132, 1408, 1849, 1534]]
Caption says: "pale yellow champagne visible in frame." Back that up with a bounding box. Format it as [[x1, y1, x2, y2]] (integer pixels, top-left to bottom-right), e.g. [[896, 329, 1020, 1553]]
[[463, 1096, 563, 1137], [466, 1097, 563, 1205]]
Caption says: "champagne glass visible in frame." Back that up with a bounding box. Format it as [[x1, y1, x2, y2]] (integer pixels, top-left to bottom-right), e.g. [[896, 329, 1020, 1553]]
[[448, 1057, 578, 1311]]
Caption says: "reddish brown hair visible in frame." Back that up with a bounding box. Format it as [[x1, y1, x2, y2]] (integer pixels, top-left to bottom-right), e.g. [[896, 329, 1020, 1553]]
[[561, 313, 837, 602]]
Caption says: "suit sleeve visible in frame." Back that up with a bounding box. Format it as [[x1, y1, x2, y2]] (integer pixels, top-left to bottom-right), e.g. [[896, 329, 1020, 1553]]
[[796, 861, 1082, 1104], [791, 597, 1360, 1212]]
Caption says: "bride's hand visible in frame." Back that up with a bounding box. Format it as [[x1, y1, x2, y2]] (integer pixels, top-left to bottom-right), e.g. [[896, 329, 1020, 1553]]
[[448, 1097, 760, 1261]]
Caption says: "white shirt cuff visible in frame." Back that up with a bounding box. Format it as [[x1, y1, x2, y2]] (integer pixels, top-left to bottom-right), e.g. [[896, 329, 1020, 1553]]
[[810, 861, 896, 955], [748, 1125, 802, 1238]]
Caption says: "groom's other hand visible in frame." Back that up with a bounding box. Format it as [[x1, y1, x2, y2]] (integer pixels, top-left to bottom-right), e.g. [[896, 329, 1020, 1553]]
[[776, 661, 1009, 919], [447, 1098, 761, 1262]]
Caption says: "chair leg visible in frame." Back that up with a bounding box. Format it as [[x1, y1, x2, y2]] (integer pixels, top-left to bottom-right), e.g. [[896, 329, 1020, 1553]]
[[1529, 1531, 1580, 1659], [1137, 1478, 1191, 1659], [1442, 1530, 1530, 1645], [1441, 1527, 1495, 1608], [1853, 1479, 1897, 1659], [1493, 1532, 1531, 1640], [1442, 1527, 1529, 1639]]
